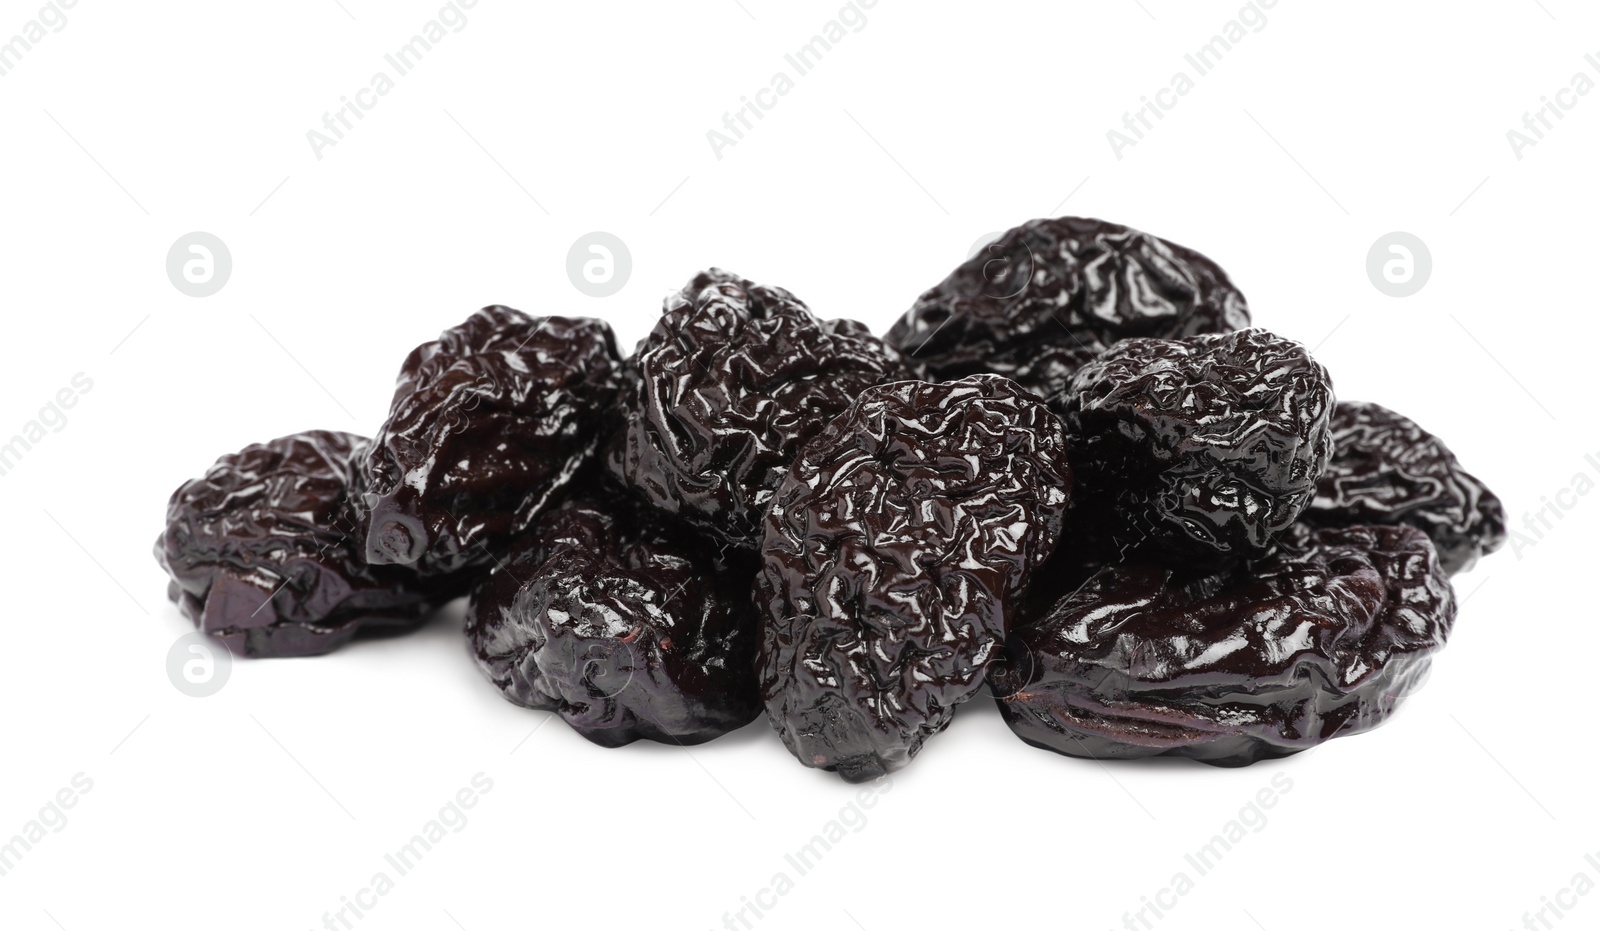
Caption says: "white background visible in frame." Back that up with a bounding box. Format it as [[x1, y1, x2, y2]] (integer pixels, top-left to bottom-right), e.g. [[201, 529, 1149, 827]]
[[2, 2, 1596, 929]]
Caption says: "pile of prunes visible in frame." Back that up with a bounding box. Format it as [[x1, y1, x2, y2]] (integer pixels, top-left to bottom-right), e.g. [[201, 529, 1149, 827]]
[[155, 217, 1505, 782]]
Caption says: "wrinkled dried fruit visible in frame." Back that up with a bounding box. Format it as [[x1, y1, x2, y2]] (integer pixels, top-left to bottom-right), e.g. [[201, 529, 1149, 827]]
[[885, 216, 1250, 407], [992, 524, 1456, 765], [466, 490, 762, 747], [758, 375, 1072, 781], [363, 308, 620, 575], [151, 214, 1494, 778], [1063, 327, 1335, 561], [1304, 401, 1506, 575], [155, 431, 452, 658], [607, 269, 912, 548]]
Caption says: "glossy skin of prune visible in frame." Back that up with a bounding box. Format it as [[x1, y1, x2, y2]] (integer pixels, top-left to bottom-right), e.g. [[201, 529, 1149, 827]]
[[1063, 328, 1335, 561], [884, 217, 1250, 408], [758, 375, 1072, 782], [992, 524, 1456, 765], [1304, 401, 1506, 575], [607, 269, 912, 548], [466, 491, 762, 747], [363, 308, 620, 575], [155, 431, 451, 658]]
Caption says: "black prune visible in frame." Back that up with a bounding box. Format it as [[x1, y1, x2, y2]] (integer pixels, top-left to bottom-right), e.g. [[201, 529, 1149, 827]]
[[1063, 328, 1335, 561], [884, 216, 1250, 407], [991, 524, 1456, 765], [758, 375, 1072, 782], [607, 269, 912, 548], [155, 431, 452, 658], [1303, 401, 1506, 575], [362, 308, 621, 575], [466, 490, 762, 747]]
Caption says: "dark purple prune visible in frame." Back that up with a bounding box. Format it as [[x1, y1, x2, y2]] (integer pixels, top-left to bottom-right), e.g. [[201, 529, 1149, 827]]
[[607, 269, 913, 548], [362, 308, 621, 575], [758, 375, 1072, 782], [1063, 328, 1335, 561], [155, 431, 452, 658], [991, 524, 1456, 765], [465, 491, 762, 747], [1303, 401, 1506, 575], [884, 216, 1250, 407]]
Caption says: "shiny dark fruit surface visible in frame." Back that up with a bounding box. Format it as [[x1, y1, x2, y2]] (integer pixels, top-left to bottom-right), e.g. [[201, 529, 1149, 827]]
[[1062, 327, 1336, 562], [155, 430, 454, 658], [884, 216, 1250, 408], [991, 523, 1456, 765], [758, 375, 1072, 782], [607, 269, 913, 548], [362, 308, 621, 575], [148, 220, 1502, 778], [466, 489, 763, 747], [1303, 401, 1506, 575]]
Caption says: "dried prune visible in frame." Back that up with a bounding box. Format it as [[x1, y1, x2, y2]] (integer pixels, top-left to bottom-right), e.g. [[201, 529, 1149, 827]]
[[155, 431, 452, 658], [1063, 328, 1335, 561], [466, 490, 762, 747], [991, 524, 1456, 765], [758, 375, 1071, 781], [607, 269, 912, 548], [362, 308, 620, 575], [1303, 401, 1506, 575], [884, 217, 1250, 407]]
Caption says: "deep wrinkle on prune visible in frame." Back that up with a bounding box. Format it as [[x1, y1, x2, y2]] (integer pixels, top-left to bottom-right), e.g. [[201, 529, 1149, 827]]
[[992, 524, 1457, 765], [1303, 400, 1506, 575], [1062, 327, 1336, 562], [607, 269, 912, 548], [150, 216, 1506, 777], [467, 490, 763, 747], [156, 430, 453, 658], [758, 375, 1071, 782], [362, 308, 621, 576], [885, 216, 1251, 409]]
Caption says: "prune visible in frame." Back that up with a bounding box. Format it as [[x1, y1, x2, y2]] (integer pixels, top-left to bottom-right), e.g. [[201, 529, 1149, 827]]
[[758, 375, 1071, 781], [155, 431, 451, 658], [884, 216, 1250, 407], [466, 490, 762, 747], [991, 524, 1456, 765], [607, 269, 912, 548], [1063, 328, 1335, 561], [1303, 401, 1506, 575], [362, 308, 621, 575]]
